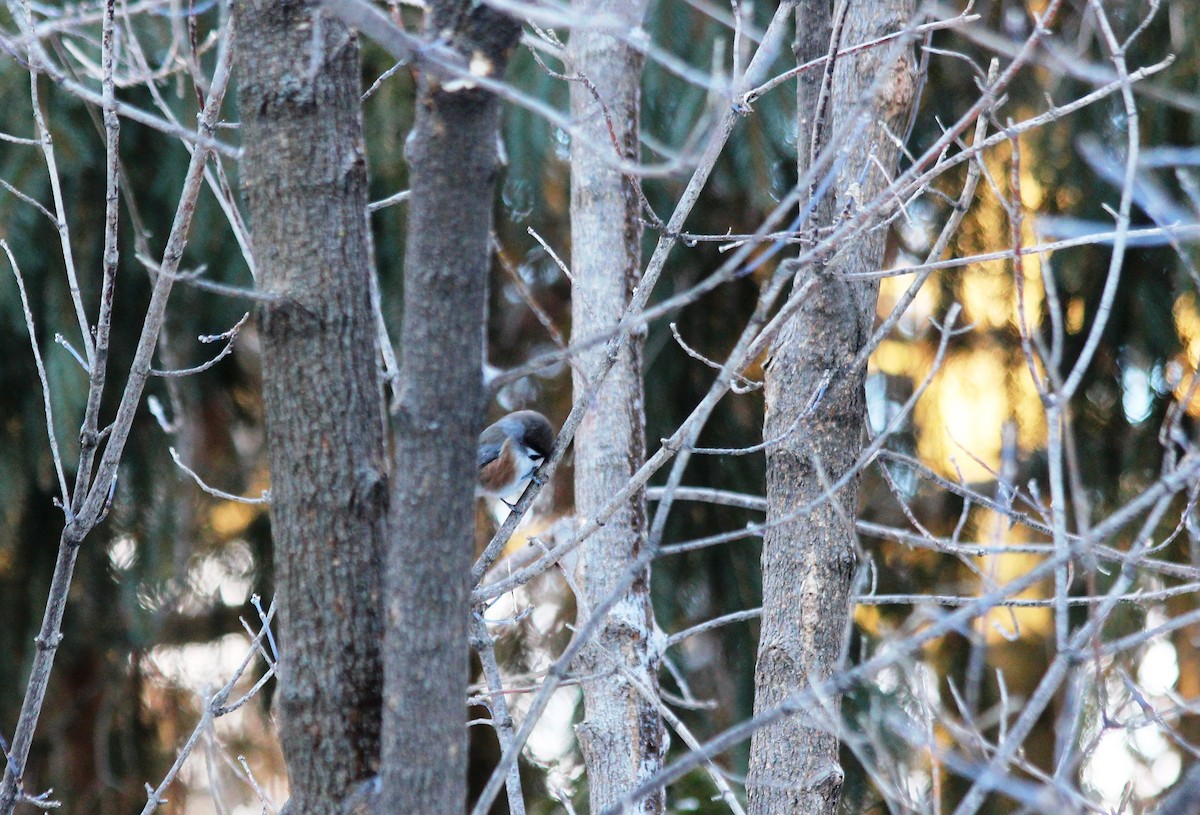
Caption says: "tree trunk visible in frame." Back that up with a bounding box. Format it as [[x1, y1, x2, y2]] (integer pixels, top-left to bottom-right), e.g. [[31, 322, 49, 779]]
[[237, 3, 387, 813], [384, 2, 521, 813], [747, 2, 918, 814], [567, 2, 666, 812]]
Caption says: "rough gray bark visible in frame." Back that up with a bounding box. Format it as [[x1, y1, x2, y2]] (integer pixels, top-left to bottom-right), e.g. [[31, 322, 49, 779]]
[[567, 3, 666, 812], [747, 2, 918, 814], [237, 4, 387, 814], [383, 2, 521, 813]]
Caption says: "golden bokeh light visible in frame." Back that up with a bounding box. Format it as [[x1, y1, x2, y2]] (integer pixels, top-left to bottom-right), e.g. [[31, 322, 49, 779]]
[[960, 265, 1014, 330], [870, 338, 932, 379], [915, 349, 1009, 481], [1174, 292, 1200, 367], [871, 138, 1051, 481], [1171, 292, 1200, 416], [854, 603, 885, 638], [956, 140, 1047, 333], [1067, 297, 1086, 333], [910, 346, 1047, 482], [877, 271, 938, 334], [208, 500, 259, 537], [972, 510, 1052, 644]]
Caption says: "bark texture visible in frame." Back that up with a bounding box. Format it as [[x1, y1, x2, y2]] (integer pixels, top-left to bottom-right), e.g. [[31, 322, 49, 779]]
[[384, 2, 521, 813], [237, 4, 387, 813], [567, 2, 666, 812], [747, 2, 918, 814]]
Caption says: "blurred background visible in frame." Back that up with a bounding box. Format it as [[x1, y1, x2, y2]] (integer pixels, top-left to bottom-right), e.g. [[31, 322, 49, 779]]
[[1, 0, 1198, 812]]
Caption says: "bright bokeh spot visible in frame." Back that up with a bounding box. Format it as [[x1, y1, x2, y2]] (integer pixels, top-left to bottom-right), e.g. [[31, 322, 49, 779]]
[[1138, 639, 1180, 695], [960, 267, 1012, 330], [1084, 730, 1133, 802], [972, 510, 1051, 642], [209, 499, 260, 537], [956, 143, 1046, 333], [1067, 297, 1086, 333], [908, 343, 1046, 481], [878, 143, 1052, 481], [1172, 292, 1200, 416], [877, 271, 938, 336], [870, 338, 931, 379], [915, 349, 1008, 481]]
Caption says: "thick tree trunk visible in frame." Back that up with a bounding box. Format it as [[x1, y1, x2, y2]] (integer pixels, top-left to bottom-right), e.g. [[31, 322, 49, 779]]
[[237, 4, 387, 814], [384, 2, 521, 813], [747, 2, 918, 814], [567, 3, 666, 813]]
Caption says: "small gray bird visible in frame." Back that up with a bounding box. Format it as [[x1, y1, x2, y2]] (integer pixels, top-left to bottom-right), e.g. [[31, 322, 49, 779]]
[[477, 410, 556, 504]]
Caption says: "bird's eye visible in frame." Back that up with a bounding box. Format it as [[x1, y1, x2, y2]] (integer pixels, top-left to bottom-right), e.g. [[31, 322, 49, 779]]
[[530, 453, 544, 462]]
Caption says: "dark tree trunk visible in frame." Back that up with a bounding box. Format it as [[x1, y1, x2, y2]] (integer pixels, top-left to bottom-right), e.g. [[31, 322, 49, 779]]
[[384, 2, 521, 812], [747, 2, 919, 814], [237, 3, 387, 813], [567, 1, 665, 812]]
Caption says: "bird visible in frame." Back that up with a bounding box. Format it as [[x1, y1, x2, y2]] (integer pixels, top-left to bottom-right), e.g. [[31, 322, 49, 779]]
[[478, 410, 556, 505]]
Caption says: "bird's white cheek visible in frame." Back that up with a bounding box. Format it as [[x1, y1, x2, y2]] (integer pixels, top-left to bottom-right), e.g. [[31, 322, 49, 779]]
[[512, 447, 538, 481]]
